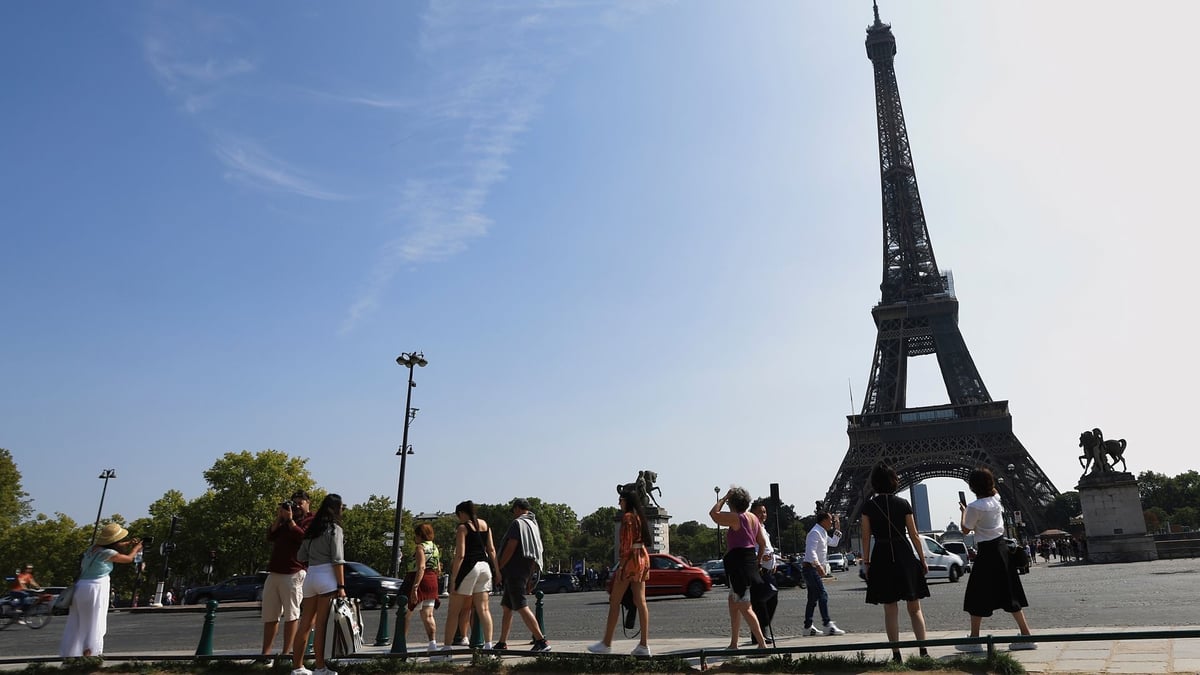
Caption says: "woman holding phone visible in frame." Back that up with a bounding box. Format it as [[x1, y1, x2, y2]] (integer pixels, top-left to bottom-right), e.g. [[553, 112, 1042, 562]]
[[957, 468, 1037, 652]]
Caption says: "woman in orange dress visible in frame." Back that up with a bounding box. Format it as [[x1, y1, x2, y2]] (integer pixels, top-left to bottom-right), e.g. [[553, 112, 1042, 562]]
[[588, 487, 653, 656]]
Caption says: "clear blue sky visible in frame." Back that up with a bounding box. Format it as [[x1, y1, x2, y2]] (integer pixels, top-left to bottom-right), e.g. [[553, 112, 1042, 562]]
[[3, 2, 1197, 544]]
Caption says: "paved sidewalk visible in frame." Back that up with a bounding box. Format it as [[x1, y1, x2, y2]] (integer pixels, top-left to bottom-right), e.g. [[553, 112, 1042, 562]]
[[362, 626, 1200, 674], [5, 626, 1198, 673]]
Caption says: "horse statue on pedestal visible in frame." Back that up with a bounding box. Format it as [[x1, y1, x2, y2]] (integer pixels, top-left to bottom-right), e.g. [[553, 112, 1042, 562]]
[[616, 470, 663, 508], [1078, 428, 1128, 475]]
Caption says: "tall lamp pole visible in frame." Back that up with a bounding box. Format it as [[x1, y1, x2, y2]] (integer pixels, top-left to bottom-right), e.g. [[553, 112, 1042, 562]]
[[91, 469, 117, 545], [389, 351, 427, 579], [713, 486, 721, 559]]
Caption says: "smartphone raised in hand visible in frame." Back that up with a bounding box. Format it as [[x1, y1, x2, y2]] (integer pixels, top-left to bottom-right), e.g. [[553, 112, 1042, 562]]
[[958, 491, 967, 506]]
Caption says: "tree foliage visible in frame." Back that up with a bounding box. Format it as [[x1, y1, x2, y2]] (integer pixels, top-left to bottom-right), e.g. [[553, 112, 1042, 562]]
[[343, 495, 400, 573], [0, 448, 33, 532], [1138, 471, 1200, 532]]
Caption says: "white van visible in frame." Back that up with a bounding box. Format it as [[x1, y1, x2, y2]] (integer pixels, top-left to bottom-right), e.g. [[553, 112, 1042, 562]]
[[920, 536, 966, 582], [861, 535, 966, 583]]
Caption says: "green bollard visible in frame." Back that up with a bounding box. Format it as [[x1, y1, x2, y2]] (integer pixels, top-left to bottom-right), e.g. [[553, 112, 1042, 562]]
[[534, 590, 545, 636], [306, 627, 315, 655], [389, 595, 408, 655], [194, 599, 218, 656], [470, 609, 483, 647], [373, 595, 392, 646]]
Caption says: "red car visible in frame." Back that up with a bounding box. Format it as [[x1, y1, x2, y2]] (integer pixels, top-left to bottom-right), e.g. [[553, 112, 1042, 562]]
[[607, 553, 712, 598]]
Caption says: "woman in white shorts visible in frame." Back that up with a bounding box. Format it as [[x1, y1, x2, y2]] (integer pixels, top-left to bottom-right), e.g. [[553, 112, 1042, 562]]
[[438, 500, 498, 654], [291, 494, 346, 675]]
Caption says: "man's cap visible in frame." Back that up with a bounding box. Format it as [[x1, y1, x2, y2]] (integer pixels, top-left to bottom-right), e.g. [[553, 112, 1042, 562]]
[[291, 490, 311, 501], [511, 497, 531, 510]]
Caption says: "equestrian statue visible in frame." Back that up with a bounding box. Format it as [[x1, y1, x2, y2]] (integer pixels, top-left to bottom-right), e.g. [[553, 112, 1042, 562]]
[[1078, 427, 1128, 475]]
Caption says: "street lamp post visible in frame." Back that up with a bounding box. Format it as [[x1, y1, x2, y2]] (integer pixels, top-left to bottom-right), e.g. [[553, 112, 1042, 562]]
[[389, 351, 427, 579], [91, 469, 117, 545], [713, 486, 721, 559]]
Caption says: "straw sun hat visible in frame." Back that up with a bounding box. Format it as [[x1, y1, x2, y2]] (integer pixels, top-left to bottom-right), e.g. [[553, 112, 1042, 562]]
[[95, 523, 130, 546]]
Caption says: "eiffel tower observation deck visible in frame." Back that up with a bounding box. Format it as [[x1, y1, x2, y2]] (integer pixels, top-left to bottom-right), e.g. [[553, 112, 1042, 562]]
[[820, 3, 1059, 535]]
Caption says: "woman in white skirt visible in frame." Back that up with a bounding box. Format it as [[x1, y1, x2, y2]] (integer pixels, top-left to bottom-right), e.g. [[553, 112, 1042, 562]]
[[291, 494, 346, 675], [59, 523, 144, 658]]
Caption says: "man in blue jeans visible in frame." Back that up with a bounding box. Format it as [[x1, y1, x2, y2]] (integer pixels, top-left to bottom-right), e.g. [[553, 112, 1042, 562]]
[[802, 512, 846, 636]]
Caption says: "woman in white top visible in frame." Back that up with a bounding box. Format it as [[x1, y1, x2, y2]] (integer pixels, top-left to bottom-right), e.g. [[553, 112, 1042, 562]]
[[958, 468, 1036, 651]]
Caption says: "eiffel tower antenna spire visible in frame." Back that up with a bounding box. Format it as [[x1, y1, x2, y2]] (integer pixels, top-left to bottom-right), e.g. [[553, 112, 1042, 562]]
[[818, 7, 1060, 536]]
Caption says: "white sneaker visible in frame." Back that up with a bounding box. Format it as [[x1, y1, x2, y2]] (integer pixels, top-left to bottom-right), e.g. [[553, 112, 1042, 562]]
[[955, 640, 985, 653], [483, 642, 493, 650], [631, 644, 652, 657], [313, 668, 337, 675], [587, 641, 612, 654], [429, 646, 452, 662], [428, 640, 439, 653], [824, 622, 846, 636], [804, 625, 819, 636], [291, 668, 312, 675], [1010, 640, 1038, 651]]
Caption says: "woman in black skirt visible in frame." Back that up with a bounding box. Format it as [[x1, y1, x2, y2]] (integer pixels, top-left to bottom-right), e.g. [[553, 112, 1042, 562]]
[[958, 467, 1037, 651], [860, 463, 929, 662]]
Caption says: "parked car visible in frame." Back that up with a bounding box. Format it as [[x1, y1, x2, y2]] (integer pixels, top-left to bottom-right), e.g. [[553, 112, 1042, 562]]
[[534, 572, 580, 594], [701, 560, 727, 586], [941, 541, 973, 572], [827, 553, 848, 572], [920, 536, 965, 582], [844, 552, 857, 566], [343, 561, 405, 609], [185, 573, 267, 605], [34, 586, 69, 615], [859, 536, 966, 583], [607, 553, 712, 598]]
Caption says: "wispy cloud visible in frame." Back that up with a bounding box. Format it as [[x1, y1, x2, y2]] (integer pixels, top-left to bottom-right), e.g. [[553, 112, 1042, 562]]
[[144, 36, 255, 114], [215, 139, 349, 201], [341, 1, 660, 333], [295, 86, 415, 111]]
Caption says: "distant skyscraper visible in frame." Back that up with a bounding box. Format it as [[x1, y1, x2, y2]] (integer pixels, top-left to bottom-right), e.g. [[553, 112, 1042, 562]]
[[910, 483, 931, 532]]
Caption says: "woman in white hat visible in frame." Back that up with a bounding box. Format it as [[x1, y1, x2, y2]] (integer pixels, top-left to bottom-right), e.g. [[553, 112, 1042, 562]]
[[59, 522, 143, 658]]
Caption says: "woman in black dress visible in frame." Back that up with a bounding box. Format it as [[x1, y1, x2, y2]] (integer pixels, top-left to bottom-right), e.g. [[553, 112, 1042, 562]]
[[958, 468, 1036, 651], [860, 463, 929, 662]]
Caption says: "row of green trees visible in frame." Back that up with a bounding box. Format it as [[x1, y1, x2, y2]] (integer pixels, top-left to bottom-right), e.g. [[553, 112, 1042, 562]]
[[7, 446, 1190, 602], [0, 448, 805, 601], [1139, 470, 1200, 533]]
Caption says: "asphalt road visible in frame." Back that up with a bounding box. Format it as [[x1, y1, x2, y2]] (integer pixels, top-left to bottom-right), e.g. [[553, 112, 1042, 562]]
[[3, 557, 1198, 658]]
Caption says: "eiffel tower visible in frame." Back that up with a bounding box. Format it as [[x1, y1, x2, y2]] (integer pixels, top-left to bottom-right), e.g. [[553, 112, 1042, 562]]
[[820, 3, 1060, 535]]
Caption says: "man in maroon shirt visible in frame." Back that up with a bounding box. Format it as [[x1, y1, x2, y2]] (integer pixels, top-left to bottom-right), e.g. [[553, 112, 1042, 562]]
[[260, 490, 314, 659]]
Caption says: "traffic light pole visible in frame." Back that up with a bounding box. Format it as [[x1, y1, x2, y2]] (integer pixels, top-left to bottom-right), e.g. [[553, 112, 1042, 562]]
[[150, 515, 180, 607]]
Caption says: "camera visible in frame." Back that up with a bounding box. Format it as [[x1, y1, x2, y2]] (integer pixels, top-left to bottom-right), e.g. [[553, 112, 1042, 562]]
[[280, 500, 294, 509], [140, 535, 154, 546]]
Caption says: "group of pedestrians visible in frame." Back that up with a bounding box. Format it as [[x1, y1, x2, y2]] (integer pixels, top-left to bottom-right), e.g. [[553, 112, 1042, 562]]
[[587, 465, 1037, 663], [858, 464, 1036, 661], [260, 493, 551, 673], [255, 489, 349, 675]]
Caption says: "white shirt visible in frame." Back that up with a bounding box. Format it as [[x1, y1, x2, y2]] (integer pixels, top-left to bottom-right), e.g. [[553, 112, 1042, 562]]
[[758, 528, 776, 571], [963, 494, 1005, 542], [804, 523, 841, 569]]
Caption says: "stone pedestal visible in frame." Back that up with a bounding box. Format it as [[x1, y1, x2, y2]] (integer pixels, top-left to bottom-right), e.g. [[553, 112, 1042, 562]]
[[1077, 472, 1158, 563], [612, 507, 672, 562]]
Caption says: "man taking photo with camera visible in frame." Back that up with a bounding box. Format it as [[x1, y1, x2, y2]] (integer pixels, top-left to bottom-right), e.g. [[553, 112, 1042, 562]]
[[261, 490, 314, 662]]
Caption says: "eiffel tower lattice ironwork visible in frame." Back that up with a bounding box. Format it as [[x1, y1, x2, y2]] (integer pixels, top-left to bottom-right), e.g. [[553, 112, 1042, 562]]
[[820, 4, 1060, 535]]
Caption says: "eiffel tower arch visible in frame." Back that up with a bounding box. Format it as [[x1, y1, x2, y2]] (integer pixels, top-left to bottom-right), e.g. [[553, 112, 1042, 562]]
[[820, 4, 1060, 535]]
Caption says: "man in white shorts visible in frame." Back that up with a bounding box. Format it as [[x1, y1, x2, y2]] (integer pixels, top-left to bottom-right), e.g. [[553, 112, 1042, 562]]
[[261, 490, 314, 660]]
